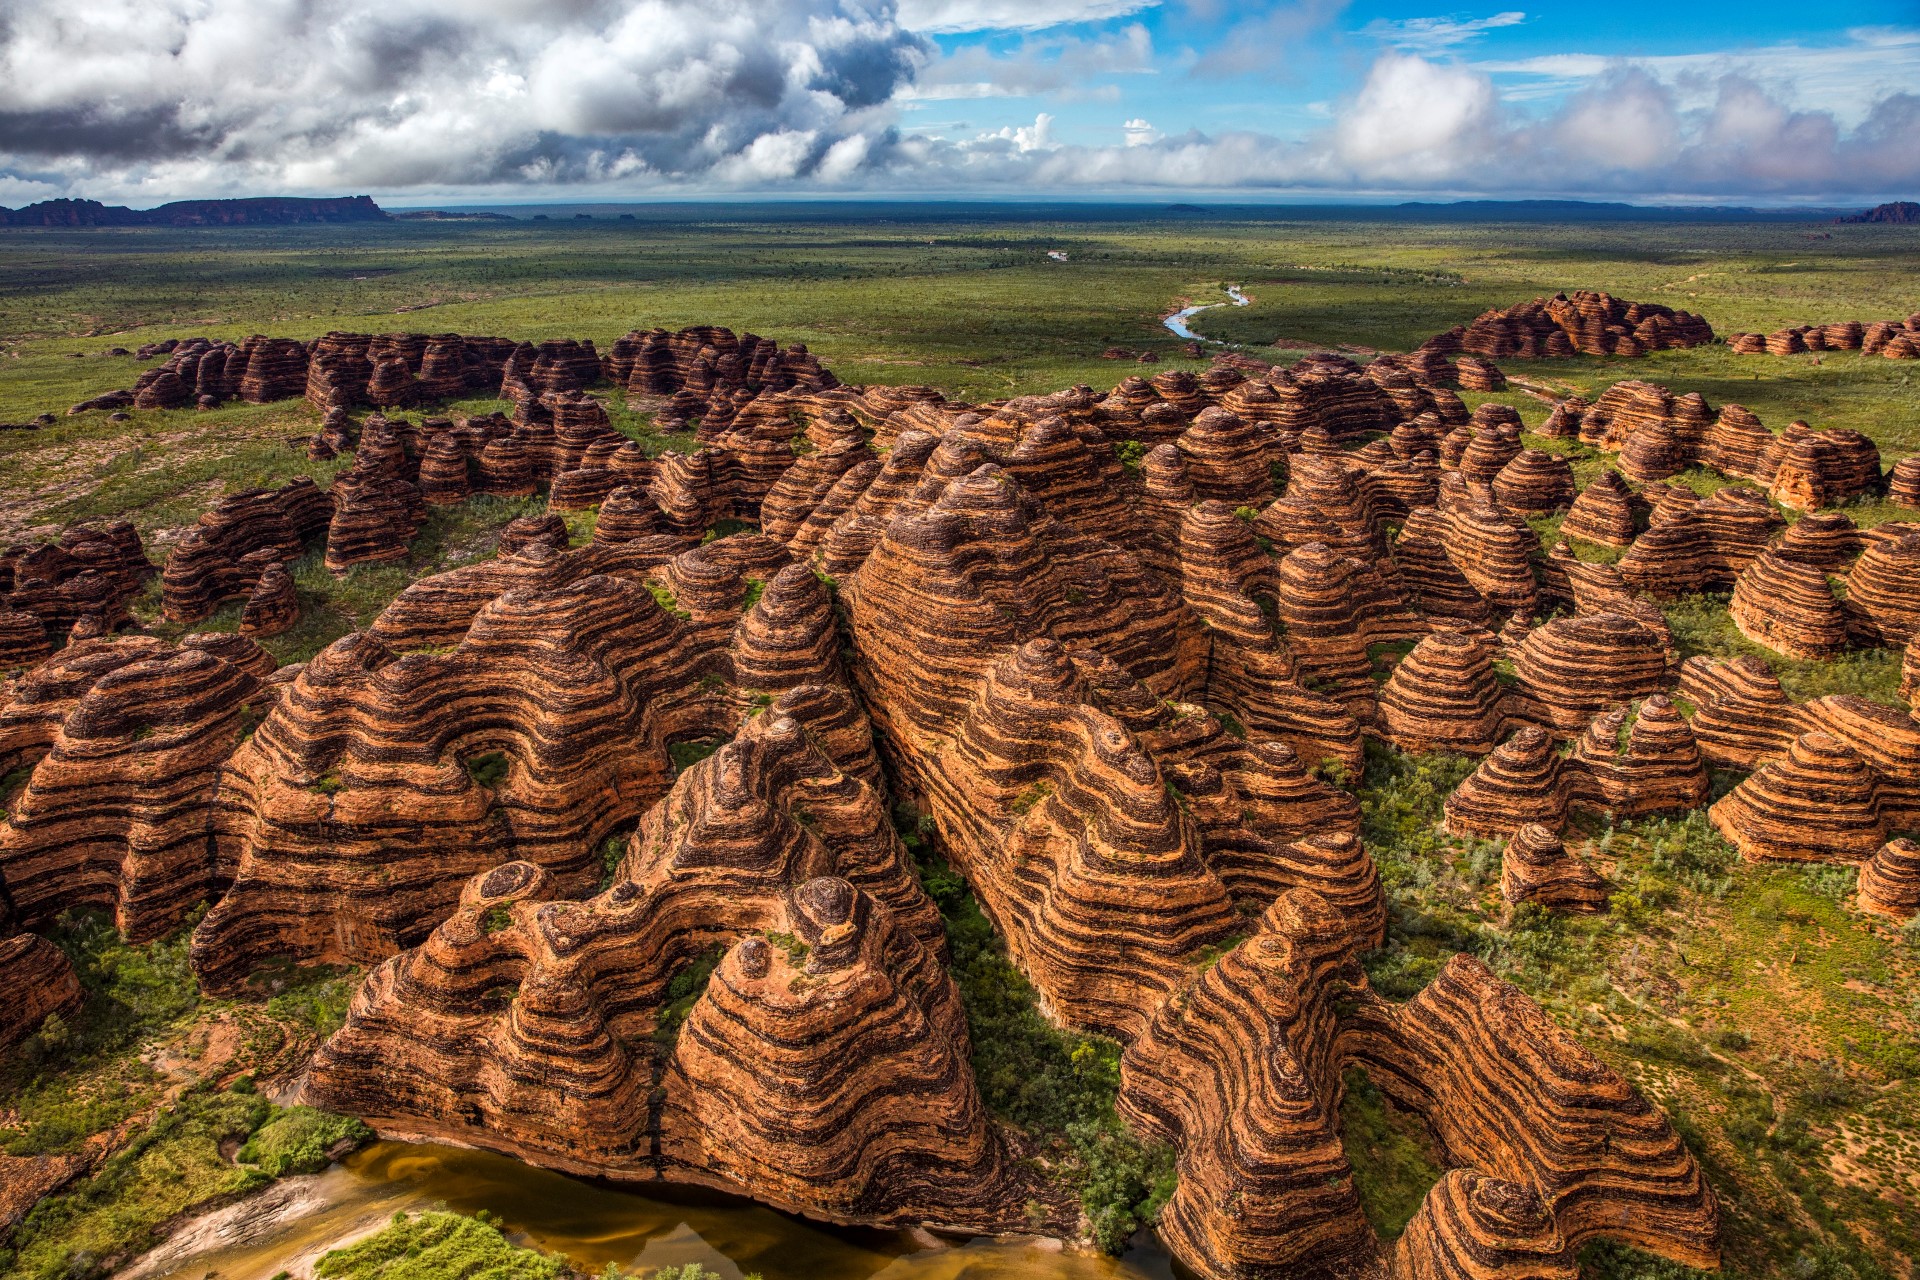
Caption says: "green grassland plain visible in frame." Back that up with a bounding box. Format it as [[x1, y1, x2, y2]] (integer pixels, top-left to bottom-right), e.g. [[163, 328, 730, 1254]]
[[3, 209, 1920, 1280]]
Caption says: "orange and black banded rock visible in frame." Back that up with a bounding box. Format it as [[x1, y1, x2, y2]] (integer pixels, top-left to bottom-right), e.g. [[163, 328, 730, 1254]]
[[1390, 1169, 1577, 1280], [324, 470, 421, 573], [1843, 531, 1920, 646], [1441, 292, 1712, 359], [1501, 824, 1609, 914], [416, 434, 472, 504], [1454, 357, 1505, 392], [1558, 469, 1641, 546], [1890, 456, 1920, 508], [1709, 731, 1887, 862], [0, 919, 82, 1051], [0, 610, 53, 668], [1756, 422, 1884, 511], [1857, 838, 1920, 921], [1508, 613, 1673, 737], [1119, 895, 1714, 1280], [659, 879, 1021, 1227], [1491, 450, 1575, 515], [1616, 488, 1784, 596], [2, 522, 152, 637], [162, 479, 330, 623], [1676, 658, 1920, 830], [0, 642, 262, 941], [1377, 631, 1509, 755], [239, 564, 299, 638], [1347, 956, 1719, 1271], [1565, 696, 1710, 819], [1776, 510, 1863, 572], [1903, 636, 1920, 704], [1395, 501, 1540, 624], [1444, 727, 1571, 837], [1116, 891, 1381, 1279], [1729, 550, 1848, 660], [193, 534, 869, 987]]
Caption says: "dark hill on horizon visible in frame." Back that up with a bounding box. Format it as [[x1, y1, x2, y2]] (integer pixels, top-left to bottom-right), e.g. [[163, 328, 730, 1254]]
[[0, 195, 388, 226], [1836, 200, 1920, 224]]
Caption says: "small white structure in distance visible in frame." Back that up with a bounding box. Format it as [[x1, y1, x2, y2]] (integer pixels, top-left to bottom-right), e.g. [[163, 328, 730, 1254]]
[[1046, 250, 1068, 261]]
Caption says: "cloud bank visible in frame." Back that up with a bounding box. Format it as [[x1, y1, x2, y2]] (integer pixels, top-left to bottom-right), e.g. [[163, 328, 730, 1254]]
[[0, 0, 1916, 202]]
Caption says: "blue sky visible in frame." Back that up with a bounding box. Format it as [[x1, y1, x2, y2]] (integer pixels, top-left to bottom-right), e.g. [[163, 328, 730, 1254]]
[[0, 1, 1916, 203]]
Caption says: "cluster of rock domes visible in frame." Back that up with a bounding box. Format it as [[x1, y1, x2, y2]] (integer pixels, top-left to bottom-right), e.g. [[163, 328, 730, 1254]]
[[68, 325, 838, 431], [13, 313, 1920, 1272], [1724, 314, 1920, 360], [1543, 377, 1884, 510], [1426, 290, 1714, 359]]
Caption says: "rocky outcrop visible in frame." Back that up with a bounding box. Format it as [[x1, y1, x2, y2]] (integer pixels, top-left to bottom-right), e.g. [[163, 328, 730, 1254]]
[[1501, 824, 1609, 913], [191, 538, 869, 989], [1, 523, 152, 640], [1558, 469, 1641, 546], [0, 638, 266, 941], [1117, 890, 1717, 1280], [162, 479, 331, 623], [1439, 292, 1712, 359], [1857, 839, 1920, 922], [239, 564, 300, 638], [304, 714, 1034, 1232], [0, 913, 83, 1051], [1729, 549, 1849, 660], [1709, 731, 1888, 863]]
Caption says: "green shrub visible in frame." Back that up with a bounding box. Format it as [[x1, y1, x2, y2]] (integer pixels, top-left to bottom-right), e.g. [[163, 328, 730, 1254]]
[[238, 1106, 371, 1176], [316, 1211, 569, 1280]]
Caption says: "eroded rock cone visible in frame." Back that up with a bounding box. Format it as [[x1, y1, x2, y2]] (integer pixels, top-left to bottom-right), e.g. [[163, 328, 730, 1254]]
[[1844, 533, 1920, 646], [1377, 630, 1508, 755], [1902, 636, 1920, 705], [498, 513, 570, 557], [1857, 839, 1920, 921], [1501, 824, 1609, 914], [0, 925, 83, 1052], [1445, 727, 1570, 837], [0, 645, 263, 941], [661, 878, 1018, 1224], [0, 609, 54, 668], [1511, 613, 1672, 737], [1890, 456, 1920, 508], [1558, 469, 1639, 546], [1709, 732, 1886, 862], [1491, 449, 1576, 515], [1729, 550, 1848, 660], [239, 564, 299, 638]]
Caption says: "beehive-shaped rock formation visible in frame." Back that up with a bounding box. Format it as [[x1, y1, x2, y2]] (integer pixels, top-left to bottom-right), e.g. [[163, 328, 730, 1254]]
[[162, 479, 331, 623], [0, 912, 82, 1051], [1857, 839, 1920, 922], [0, 641, 264, 941], [1501, 825, 1609, 913], [192, 537, 870, 989], [238, 564, 299, 637], [1444, 727, 1571, 837], [1730, 549, 1848, 660], [1558, 469, 1641, 546], [1377, 631, 1510, 755], [1709, 732, 1886, 862], [1118, 890, 1717, 1280]]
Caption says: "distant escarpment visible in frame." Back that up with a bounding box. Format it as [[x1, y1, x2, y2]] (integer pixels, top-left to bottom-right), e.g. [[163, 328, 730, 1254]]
[[41, 315, 1920, 1272], [1835, 201, 1920, 225], [0, 195, 389, 227]]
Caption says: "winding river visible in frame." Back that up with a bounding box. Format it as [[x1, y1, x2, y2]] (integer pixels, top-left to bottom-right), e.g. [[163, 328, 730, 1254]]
[[1162, 286, 1250, 342], [125, 1142, 1176, 1280]]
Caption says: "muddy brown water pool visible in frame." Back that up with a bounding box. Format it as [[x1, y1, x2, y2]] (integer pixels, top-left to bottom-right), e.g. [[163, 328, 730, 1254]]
[[125, 1141, 1177, 1280]]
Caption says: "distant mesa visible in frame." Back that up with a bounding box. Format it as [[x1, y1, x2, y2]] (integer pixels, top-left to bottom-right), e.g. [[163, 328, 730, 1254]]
[[1836, 201, 1920, 225], [389, 209, 515, 222], [0, 195, 388, 227]]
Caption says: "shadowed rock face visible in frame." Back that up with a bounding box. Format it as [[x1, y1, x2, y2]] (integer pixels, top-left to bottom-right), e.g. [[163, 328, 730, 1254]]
[[7, 334, 1752, 1272]]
